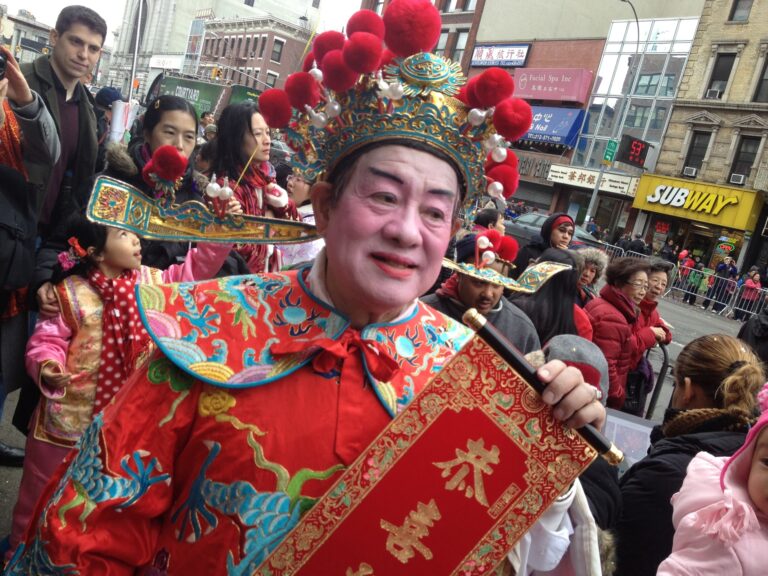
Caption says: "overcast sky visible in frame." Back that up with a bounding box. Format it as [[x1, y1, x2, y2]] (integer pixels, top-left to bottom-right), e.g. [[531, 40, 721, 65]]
[[9, 0, 362, 49]]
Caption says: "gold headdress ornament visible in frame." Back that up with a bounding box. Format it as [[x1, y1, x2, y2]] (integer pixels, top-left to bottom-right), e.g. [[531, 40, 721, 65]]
[[87, 141, 318, 244], [257, 0, 533, 204], [441, 230, 570, 291]]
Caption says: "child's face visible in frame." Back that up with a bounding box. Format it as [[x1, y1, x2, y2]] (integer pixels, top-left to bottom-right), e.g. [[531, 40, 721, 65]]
[[748, 428, 768, 517], [96, 228, 142, 276]]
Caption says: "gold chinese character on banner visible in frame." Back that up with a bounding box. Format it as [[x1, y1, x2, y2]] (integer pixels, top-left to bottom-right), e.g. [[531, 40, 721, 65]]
[[381, 500, 441, 564], [346, 562, 374, 576], [434, 438, 500, 507]]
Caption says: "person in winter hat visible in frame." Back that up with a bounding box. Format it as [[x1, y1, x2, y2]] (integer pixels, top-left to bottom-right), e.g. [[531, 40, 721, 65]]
[[511, 212, 574, 278], [657, 382, 768, 575]]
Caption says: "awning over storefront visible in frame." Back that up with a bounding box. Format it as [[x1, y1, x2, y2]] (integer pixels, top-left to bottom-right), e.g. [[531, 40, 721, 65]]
[[521, 107, 585, 148], [633, 174, 763, 232]]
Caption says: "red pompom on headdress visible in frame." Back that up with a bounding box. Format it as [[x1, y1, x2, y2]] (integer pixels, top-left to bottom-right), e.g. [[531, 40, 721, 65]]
[[485, 148, 519, 173], [497, 236, 519, 263], [347, 9, 385, 39], [383, 0, 442, 57], [142, 145, 188, 201], [487, 164, 520, 199], [493, 97, 533, 142], [302, 52, 315, 73], [464, 76, 483, 109], [321, 49, 359, 92], [343, 32, 384, 74], [259, 89, 292, 128], [285, 72, 322, 110], [379, 48, 396, 68], [313, 31, 346, 66], [474, 68, 515, 108]]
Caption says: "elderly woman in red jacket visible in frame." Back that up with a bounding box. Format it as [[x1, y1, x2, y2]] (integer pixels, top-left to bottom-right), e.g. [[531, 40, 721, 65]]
[[585, 257, 651, 409]]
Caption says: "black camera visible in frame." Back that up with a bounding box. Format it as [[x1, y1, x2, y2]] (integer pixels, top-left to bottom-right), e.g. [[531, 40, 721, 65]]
[[0, 53, 6, 81]]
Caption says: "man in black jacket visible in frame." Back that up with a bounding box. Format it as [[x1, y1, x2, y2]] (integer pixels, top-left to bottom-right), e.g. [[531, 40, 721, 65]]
[[421, 234, 540, 355], [21, 5, 105, 313]]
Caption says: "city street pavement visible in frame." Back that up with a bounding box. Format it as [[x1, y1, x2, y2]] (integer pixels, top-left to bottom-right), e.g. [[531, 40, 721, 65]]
[[0, 295, 746, 540]]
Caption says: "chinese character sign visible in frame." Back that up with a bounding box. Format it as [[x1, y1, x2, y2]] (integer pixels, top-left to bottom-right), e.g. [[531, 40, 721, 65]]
[[471, 44, 530, 67], [255, 337, 597, 576]]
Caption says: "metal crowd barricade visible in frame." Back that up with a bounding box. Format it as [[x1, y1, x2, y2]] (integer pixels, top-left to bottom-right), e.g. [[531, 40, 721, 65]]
[[601, 243, 625, 261], [727, 284, 768, 321]]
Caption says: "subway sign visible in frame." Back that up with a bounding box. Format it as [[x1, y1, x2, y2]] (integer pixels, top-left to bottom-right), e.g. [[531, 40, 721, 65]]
[[633, 174, 762, 232], [645, 185, 738, 216]]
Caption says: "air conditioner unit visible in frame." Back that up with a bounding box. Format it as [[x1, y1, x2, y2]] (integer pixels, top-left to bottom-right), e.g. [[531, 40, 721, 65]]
[[705, 88, 722, 99], [730, 173, 746, 185], [683, 166, 697, 177]]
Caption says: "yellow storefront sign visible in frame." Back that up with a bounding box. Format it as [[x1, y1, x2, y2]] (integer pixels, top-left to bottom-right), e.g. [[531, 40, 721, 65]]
[[633, 174, 763, 231]]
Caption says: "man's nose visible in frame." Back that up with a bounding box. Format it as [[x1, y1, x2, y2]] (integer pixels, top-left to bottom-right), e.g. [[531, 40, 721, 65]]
[[382, 204, 422, 246]]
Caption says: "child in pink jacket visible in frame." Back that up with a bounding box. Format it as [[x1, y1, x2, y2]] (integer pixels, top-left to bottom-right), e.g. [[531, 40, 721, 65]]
[[7, 214, 235, 560], [658, 383, 768, 575]]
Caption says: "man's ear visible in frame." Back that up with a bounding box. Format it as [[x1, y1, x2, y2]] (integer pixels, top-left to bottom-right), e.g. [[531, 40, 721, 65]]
[[311, 181, 333, 236], [49, 29, 59, 48]]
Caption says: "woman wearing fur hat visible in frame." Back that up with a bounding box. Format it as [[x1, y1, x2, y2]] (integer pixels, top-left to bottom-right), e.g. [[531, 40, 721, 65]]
[[616, 335, 764, 576], [511, 212, 575, 279], [576, 248, 608, 307], [657, 381, 768, 575]]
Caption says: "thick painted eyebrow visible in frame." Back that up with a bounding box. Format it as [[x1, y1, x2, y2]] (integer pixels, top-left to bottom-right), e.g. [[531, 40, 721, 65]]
[[367, 166, 456, 199]]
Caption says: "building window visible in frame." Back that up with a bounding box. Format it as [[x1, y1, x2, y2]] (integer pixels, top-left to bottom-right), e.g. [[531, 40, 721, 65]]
[[266, 72, 278, 88], [452, 29, 469, 63], [650, 106, 666, 130], [465, 0, 477, 9], [244, 0, 255, 6], [244, 36, 250, 58], [434, 30, 448, 56], [259, 36, 267, 58], [685, 131, 711, 171], [271, 39, 284, 63], [635, 74, 660, 95], [728, 0, 752, 21], [312, 0, 320, 8], [626, 104, 651, 128], [730, 135, 760, 181], [755, 59, 768, 102], [706, 53, 736, 97], [373, 1, 385, 15], [660, 73, 677, 97]]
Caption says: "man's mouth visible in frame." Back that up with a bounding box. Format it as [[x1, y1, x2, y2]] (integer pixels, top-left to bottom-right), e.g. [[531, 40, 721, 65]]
[[371, 253, 417, 278]]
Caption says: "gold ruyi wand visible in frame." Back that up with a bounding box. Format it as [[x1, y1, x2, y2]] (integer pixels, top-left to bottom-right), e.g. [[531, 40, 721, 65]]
[[462, 308, 624, 466]]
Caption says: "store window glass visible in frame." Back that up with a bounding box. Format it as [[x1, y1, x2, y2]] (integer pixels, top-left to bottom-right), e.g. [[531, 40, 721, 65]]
[[626, 103, 651, 128], [684, 131, 711, 171], [729, 0, 753, 21], [608, 21, 627, 42], [608, 54, 632, 95], [595, 98, 620, 137], [730, 136, 760, 181], [676, 19, 698, 41], [649, 20, 677, 43], [595, 55, 618, 94]]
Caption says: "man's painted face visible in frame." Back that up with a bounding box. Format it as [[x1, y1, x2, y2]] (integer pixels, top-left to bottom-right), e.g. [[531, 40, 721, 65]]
[[50, 23, 103, 84], [318, 145, 459, 319]]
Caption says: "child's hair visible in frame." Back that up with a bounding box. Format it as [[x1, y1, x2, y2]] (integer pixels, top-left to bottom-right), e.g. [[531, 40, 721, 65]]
[[51, 214, 109, 284], [674, 333, 764, 414]]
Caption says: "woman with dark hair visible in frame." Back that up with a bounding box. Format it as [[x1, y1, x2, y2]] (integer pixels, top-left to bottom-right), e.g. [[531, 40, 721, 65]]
[[511, 212, 574, 279], [585, 257, 651, 409], [211, 101, 296, 272], [511, 248, 593, 344], [473, 208, 504, 234], [616, 334, 764, 576]]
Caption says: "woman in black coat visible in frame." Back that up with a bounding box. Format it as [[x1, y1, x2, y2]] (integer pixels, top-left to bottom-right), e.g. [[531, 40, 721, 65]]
[[615, 334, 763, 576], [511, 212, 574, 278]]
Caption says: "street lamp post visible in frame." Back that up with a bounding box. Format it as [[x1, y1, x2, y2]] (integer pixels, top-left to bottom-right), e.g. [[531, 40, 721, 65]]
[[583, 0, 642, 227], [127, 0, 143, 102]]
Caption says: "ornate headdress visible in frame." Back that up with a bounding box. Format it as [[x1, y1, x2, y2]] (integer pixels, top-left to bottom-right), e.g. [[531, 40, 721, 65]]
[[87, 146, 319, 244], [258, 0, 532, 203], [442, 231, 570, 292]]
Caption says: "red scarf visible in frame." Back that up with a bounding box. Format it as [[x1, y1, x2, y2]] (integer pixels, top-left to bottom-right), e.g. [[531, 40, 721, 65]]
[[436, 273, 461, 300], [88, 268, 150, 410]]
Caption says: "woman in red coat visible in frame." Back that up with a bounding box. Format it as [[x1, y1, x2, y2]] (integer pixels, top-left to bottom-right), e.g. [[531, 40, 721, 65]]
[[585, 258, 651, 409], [632, 259, 673, 368]]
